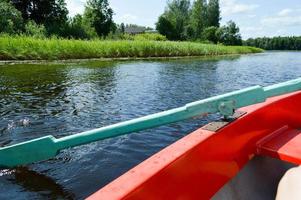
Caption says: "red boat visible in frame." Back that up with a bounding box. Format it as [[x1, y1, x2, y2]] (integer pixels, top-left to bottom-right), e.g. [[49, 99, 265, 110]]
[[88, 91, 301, 199]]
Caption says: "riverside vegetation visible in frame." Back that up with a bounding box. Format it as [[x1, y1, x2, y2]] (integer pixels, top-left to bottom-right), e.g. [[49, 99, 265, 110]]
[[244, 36, 301, 50], [0, 0, 263, 61], [0, 36, 262, 60]]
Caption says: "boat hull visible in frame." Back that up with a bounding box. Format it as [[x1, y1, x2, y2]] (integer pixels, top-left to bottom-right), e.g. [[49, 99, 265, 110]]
[[88, 91, 301, 200]]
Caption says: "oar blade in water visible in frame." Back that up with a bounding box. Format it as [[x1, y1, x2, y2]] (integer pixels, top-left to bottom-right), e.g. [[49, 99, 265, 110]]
[[0, 136, 59, 168]]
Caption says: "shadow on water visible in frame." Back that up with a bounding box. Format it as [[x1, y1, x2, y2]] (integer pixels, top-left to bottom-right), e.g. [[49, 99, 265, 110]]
[[0, 167, 74, 199]]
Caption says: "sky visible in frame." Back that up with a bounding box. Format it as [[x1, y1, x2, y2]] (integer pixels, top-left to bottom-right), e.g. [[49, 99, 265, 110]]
[[66, 0, 301, 39]]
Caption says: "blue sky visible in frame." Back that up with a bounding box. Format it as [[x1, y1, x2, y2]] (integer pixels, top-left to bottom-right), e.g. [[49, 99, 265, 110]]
[[66, 0, 301, 39]]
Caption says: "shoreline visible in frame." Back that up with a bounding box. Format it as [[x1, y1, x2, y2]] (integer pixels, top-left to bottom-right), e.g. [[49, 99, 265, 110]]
[[0, 52, 263, 65]]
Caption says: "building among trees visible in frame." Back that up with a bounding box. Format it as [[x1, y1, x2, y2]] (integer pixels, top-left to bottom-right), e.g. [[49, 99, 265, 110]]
[[124, 26, 145, 35], [1, 0, 244, 46]]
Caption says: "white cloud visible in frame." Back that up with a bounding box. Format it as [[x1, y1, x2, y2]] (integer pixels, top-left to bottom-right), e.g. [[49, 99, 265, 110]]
[[240, 26, 292, 39], [241, 26, 263, 32], [66, 0, 86, 16], [220, 0, 258, 16], [240, 8, 301, 38], [240, 26, 264, 39], [247, 14, 256, 18], [278, 9, 292, 17], [261, 13, 301, 27]]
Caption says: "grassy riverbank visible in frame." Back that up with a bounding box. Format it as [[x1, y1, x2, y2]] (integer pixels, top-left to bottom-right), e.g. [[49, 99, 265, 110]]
[[0, 36, 263, 60]]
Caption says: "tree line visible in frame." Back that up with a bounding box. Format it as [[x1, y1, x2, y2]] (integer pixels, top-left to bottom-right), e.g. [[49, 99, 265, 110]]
[[244, 36, 301, 50], [0, 0, 115, 39], [156, 0, 242, 45], [1, 0, 243, 45]]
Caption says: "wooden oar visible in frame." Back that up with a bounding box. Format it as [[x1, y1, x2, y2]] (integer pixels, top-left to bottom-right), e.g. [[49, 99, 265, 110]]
[[1, 78, 301, 168]]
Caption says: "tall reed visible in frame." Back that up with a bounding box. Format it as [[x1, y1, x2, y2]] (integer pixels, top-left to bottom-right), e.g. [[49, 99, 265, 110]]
[[0, 36, 263, 60]]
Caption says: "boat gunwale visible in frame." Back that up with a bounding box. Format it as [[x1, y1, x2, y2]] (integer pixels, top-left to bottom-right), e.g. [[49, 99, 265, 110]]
[[88, 91, 301, 200]]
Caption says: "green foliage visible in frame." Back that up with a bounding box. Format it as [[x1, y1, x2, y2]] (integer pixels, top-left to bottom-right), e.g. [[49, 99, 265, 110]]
[[133, 33, 167, 41], [2, 0, 244, 48], [157, 0, 223, 41], [168, 0, 191, 40], [65, 14, 97, 39], [156, 15, 176, 40], [84, 0, 114, 37], [120, 34, 134, 40], [120, 23, 125, 34], [0, 35, 262, 60], [44, 0, 69, 36], [207, 0, 220, 27], [67, 15, 87, 39], [244, 36, 301, 50], [202, 26, 218, 43], [11, 0, 69, 36], [106, 33, 167, 41], [156, 0, 191, 41], [194, 21, 242, 45], [190, 0, 207, 39], [217, 21, 242, 46], [188, 0, 221, 39], [24, 21, 46, 38], [0, 1, 23, 34]]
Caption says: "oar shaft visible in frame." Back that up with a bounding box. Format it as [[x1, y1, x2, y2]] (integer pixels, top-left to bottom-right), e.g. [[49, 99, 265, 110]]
[[1, 78, 301, 168], [55, 78, 301, 150], [55, 107, 189, 149], [264, 78, 301, 97], [55, 86, 265, 150]]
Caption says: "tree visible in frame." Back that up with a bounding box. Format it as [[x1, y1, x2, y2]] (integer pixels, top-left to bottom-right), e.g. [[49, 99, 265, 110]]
[[10, 0, 68, 36], [84, 0, 114, 37], [24, 20, 46, 38], [120, 23, 125, 34], [66, 14, 90, 39], [10, 0, 30, 21], [202, 26, 218, 43], [243, 36, 301, 50], [169, 0, 191, 40], [190, 0, 207, 39], [156, 15, 176, 40], [207, 0, 220, 27], [0, 1, 23, 34], [156, 0, 190, 40], [217, 21, 242, 45], [45, 0, 69, 35]]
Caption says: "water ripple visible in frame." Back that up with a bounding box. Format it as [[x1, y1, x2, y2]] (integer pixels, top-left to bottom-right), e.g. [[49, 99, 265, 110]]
[[1, 52, 301, 199]]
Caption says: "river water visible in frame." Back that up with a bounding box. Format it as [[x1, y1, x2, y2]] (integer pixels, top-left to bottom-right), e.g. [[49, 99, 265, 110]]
[[1, 51, 301, 199]]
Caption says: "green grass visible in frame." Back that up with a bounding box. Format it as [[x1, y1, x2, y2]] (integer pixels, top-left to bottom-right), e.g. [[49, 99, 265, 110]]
[[0, 36, 263, 60]]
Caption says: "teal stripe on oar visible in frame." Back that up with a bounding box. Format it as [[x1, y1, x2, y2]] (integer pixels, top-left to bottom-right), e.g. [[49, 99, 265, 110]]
[[1, 78, 301, 168]]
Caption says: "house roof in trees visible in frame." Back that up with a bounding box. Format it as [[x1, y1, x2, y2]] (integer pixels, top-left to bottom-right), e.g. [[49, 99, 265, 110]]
[[125, 26, 146, 34], [145, 30, 158, 33]]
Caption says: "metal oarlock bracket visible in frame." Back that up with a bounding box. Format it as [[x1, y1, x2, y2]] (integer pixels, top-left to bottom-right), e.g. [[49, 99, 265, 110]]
[[203, 110, 247, 132], [218, 100, 236, 119]]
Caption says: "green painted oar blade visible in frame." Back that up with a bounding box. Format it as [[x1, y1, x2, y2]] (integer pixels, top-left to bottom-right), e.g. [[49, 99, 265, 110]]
[[0, 136, 59, 168]]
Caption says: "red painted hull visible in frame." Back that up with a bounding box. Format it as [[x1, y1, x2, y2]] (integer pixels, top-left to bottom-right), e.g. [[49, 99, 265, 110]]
[[88, 91, 301, 200]]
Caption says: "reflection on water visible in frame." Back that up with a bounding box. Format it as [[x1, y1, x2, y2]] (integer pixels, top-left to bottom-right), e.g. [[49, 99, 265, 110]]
[[1, 52, 301, 199]]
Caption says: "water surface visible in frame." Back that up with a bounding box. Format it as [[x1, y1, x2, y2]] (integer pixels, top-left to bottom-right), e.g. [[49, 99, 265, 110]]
[[1, 52, 301, 199]]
